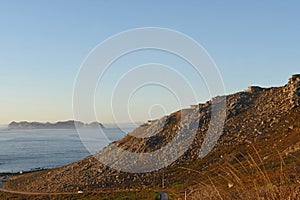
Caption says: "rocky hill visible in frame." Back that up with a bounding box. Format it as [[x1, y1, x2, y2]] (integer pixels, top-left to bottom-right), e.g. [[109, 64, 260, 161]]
[[6, 75, 300, 199], [8, 120, 104, 129]]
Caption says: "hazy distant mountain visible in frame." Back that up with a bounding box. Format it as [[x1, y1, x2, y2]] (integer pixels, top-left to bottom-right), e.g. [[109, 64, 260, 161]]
[[8, 120, 104, 129]]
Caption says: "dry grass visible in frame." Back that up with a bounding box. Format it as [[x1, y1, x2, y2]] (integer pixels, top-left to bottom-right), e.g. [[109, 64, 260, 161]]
[[186, 147, 300, 200]]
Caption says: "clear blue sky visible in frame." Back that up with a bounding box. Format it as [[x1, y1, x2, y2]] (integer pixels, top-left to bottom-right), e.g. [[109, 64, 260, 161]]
[[0, 0, 299, 124]]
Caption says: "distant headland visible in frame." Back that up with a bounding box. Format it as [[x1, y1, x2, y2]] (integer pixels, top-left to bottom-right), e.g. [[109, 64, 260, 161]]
[[8, 120, 104, 129]]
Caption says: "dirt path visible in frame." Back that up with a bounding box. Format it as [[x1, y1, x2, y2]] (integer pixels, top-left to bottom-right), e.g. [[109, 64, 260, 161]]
[[0, 180, 168, 198], [0, 187, 75, 195]]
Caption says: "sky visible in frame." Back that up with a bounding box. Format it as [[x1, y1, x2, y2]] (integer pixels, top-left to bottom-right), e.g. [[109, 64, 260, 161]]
[[0, 0, 300, 125]]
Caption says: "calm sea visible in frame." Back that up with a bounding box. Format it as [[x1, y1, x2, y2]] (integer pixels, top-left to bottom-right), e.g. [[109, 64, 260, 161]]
[[0, 128, 128, 173]]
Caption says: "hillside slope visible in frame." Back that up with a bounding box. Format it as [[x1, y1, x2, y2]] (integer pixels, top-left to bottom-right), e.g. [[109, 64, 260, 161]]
[[6, 75, 300, 198]]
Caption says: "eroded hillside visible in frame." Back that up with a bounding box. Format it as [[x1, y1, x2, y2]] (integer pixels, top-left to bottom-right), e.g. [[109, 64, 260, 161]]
[[6, 75, 300, 199]]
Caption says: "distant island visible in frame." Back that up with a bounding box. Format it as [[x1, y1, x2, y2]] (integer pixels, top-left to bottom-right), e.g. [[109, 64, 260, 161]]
[[8, 120, 104, 129]]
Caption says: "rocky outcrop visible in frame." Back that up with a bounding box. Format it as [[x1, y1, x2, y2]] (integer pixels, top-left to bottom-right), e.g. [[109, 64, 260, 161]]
[[247, 86, 264, 93]]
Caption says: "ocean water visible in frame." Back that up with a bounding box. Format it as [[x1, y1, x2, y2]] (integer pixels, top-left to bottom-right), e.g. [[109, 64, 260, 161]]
[[0, 128, 128, 173]]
